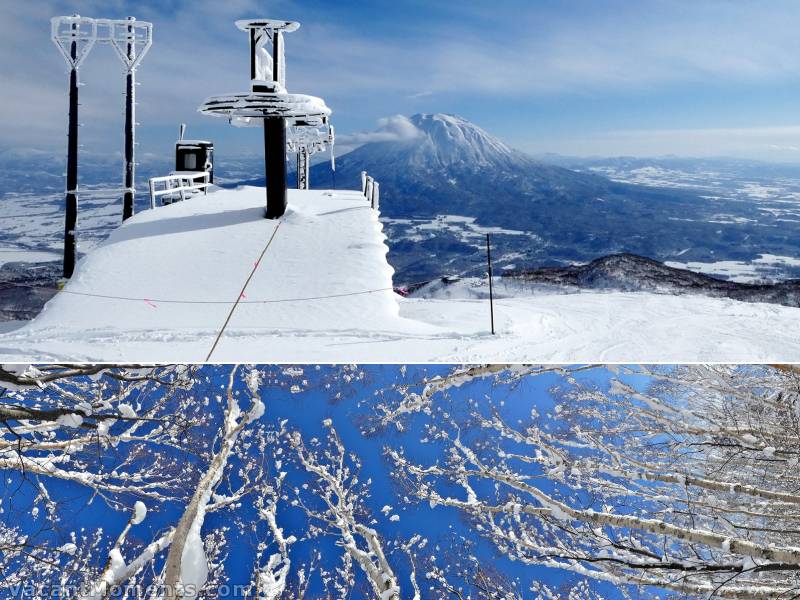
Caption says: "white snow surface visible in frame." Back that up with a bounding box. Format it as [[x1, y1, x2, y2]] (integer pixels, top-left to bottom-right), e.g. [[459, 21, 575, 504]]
[[0, 186, 799, 361], [56, 413, 84, 428], [665, 253, 800, 283], [58, 543, 78, 555], [180, 524, 208, 600], [132, 501, 147, 525], [118, 403, 137, 419]]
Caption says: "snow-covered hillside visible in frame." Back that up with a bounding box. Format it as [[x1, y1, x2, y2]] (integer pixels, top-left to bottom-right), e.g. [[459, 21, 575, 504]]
[[0, 186, 798, 362]]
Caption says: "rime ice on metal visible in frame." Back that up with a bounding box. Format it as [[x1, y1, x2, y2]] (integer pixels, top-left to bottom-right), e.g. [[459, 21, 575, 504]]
[[51, 15, 95, 278], [51, 15, 152, 278], [198, 19, 332, 217], [104, 17, 153, 222], [287, 124, 335, 190]]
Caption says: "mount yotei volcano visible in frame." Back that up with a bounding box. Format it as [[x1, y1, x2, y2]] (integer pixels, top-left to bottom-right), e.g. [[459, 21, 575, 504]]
[[311, 114, 800, 283]]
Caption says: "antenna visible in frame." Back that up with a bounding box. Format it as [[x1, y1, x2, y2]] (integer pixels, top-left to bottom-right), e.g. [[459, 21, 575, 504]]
[[51, 15, 97, 70], [179, 123, 186, 142], [199, 19, 331, 218]]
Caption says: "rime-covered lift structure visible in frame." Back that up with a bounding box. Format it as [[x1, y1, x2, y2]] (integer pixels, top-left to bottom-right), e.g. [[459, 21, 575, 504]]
[[51, 15, 152, 277], [198, 19, 331, 218], [110, 17, 152, 222], [287, 124, 334, 190], [51, 15, 94, 278]]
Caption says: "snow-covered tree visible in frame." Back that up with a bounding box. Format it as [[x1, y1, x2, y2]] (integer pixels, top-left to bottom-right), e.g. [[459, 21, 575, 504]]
[[287, 421, 401, 599], [0, 365, 201, 502], [387, 364, 800, 598], [0, 363, 413, 599], [6, 363, 797, 599], [0, 365, 281, 599]]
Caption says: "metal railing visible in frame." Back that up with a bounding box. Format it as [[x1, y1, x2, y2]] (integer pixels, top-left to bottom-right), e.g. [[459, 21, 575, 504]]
[[148, 172, 210, 208], [360, 171, 380, 209]]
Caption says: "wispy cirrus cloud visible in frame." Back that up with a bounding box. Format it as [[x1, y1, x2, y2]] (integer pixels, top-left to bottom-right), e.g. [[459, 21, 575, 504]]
[[417, 1, 800, 95]]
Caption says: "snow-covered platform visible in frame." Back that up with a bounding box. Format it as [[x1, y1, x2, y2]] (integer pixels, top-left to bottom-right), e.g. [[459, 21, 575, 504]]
[[0, 185, 799, 362], [0, 186, 406, 361]]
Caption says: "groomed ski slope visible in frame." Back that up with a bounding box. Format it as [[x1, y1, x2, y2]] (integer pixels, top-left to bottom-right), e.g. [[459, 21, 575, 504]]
[[0, 186, 798, 362]]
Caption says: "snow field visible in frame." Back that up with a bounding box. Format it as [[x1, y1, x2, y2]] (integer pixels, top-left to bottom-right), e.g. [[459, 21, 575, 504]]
[[0, 186, 799, 361]]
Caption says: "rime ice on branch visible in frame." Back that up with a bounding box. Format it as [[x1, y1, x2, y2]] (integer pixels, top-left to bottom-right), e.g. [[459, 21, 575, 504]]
[[387, 364, 800, 599]]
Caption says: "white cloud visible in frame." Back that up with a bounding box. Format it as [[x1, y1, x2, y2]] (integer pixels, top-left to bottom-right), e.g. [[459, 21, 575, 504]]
[[4, 0, 800, 160], [336, 115, 422, 146]]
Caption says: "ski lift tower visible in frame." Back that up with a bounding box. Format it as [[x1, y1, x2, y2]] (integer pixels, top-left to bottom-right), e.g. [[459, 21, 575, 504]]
[[198, 19, 331, 218], [287, 123, 334, 189]]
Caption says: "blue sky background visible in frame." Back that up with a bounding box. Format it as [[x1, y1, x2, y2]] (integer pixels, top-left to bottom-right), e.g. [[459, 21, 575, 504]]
[[3, 0, 800, 162], [3, 364, 637, 598]]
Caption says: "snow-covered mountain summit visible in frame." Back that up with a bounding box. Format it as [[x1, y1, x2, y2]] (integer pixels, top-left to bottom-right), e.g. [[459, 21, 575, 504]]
[[313, 112, 603, 213], [325, 112, 536, 177], [402, 113, 527, 170]]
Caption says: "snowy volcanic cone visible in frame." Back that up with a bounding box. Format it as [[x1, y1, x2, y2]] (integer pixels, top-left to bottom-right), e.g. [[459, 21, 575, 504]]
[[315, 113, 551, 192], [310, 112, 705, 226], [381, 113, 529, 171]]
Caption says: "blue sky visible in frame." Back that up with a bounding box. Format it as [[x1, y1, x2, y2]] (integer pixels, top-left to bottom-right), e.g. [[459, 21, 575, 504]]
[[3, 0, 800, 161]]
